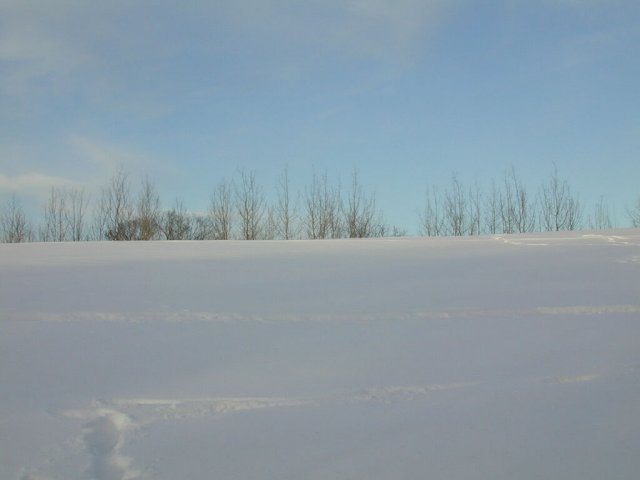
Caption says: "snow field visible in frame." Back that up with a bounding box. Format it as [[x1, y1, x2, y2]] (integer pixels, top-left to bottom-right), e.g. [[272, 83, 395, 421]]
[[1, 231, 639, 479]]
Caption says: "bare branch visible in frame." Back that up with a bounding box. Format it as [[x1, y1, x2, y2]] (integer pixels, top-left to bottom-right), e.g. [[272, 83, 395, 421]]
[[420, 187, 444, 237], [67, 188, 88, 241], [539, 165, 582, 231], [95, 167, 135, 241], [1, 195, 33, 243], [235, 169, 265, 240], [344, 169, 385, 238], [626, 196, 640, 228], [41, 187, 69, 242], [303, 170, 343, 239], [209, 180, 233, 240], [274, 166, 298, 240], [161, 198, 191, 240], [136, 177, 161, 240]]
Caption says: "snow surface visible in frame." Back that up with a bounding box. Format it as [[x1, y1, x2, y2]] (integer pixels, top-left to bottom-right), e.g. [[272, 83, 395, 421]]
[[1, 231, 640, 479]]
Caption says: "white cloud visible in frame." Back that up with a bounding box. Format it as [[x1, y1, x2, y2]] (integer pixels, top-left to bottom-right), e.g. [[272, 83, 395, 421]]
[[0, 173, 79, 194]]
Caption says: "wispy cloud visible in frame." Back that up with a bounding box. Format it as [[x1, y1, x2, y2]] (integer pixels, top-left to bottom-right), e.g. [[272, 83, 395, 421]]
[[0, 1, 95, 97], [0, 134, 163, 199], [0, 0, 453, 112], [0, 1, 175, 118], [344, 0, 449, 57], [560, 30, 619, 67], [70, 135, 158, 176], [223, 0, 451, 62], [0, 173, 79, 195], [545, 1, 640, 69], [548, 0, 622, 7]]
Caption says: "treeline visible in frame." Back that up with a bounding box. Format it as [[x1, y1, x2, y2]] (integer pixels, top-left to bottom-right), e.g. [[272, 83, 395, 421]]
[[0, 168, 389, 243], [422, 167, 592, 236], [1, 166, 638, 243]]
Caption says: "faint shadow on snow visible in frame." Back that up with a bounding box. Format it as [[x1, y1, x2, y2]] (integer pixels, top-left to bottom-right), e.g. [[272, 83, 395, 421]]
[[350, 382, 478, 404], [494, 233, 640, 248], [582, 234, 640, 247], [534, 305, 640, 316], [110, 396, 313, 421], [7, 302, 640, 324], [47, 384, 475, 480], [616, 255, 640, 265], [539, 373, 602, 385], [58, 407, 141, 480], [97, 382, 478, 426], [42, 369, 633, 480], [19, 473, 55, 480], [494, 236, 550, 246], [83, 417, 137, 480]]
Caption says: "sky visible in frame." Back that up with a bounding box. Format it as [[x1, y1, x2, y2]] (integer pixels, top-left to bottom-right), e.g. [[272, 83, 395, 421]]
[[1, 0, 639, 232]]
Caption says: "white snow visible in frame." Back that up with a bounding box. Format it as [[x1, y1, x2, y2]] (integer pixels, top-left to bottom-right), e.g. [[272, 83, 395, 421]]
[[1, 231, 640, 479]]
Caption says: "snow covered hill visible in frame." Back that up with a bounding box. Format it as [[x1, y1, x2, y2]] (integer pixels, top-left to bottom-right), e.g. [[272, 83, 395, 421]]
[[2, 231, 639, 479]]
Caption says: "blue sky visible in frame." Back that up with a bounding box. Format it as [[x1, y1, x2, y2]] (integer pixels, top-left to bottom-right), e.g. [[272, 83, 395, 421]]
[[1, 0, 639, 231]]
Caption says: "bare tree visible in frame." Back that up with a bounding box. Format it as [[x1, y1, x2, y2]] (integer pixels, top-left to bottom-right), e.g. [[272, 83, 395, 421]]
[[262, 206, 277, 240], [627, 196, 640, 227], [539, 166, 582, 231], [500, 168, 535, 234], [235, 169, 265, 240], [209, 179, 234, 240], [92, 197, 107, 240], [421, 175, 483, 237], [588, 196, 613, 230], [390, 225, 407, 237], [67, 187, 88, 241], [41, 187, 69, 242], [190, 214, 213, 240], [468, 180, 482, 235], [1, 195, 32, 243], [515, 181, 536, 233], [41, 186, 88, 242], [135, 177, 161, 240], [499, 172, 516, 234], [95, 168, 135, 241], [443, 174, 468, 236], [565, 196, 582, 231], [303, 171, 322, 239], [273, 166, 298, 240], [484, 180, 501, 234], [344, 170, 384, 238], [420, 187, 444, 237], [303, 170, 343, 239], [160, 198, 192, 240]]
